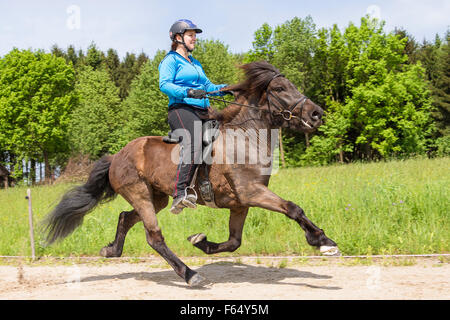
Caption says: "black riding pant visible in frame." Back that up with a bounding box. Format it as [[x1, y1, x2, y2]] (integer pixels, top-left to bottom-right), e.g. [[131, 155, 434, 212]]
[[168, 104, 207, 198]]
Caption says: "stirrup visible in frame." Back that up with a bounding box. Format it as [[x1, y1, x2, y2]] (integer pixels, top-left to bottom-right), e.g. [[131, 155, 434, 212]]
[[170, 194, 192, 214], [183, 187, 198, 208]]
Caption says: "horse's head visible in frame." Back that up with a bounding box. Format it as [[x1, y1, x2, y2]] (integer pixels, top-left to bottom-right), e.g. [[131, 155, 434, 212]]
[[263, 74, 324, 133], [224, 61, 323, 133]]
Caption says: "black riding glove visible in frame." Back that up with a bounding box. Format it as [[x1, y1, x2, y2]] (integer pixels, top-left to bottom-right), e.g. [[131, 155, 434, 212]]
[[187, 89, 207, 99]]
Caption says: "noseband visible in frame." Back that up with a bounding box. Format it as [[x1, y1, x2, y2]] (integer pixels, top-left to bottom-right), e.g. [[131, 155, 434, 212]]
[[266, 73, 309, 122]]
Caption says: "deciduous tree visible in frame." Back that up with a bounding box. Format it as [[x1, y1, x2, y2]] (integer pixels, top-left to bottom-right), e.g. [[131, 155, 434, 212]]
[[0, 49, 77, 180]]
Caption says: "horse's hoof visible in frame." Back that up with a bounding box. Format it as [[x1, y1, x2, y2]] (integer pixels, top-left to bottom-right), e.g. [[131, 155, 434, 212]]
[[320, 246, 341, 256], [188, 233, 206, 245], [99, 247, 110, 257], [99, 246, 120, 258], [187, 273, 209, 287]]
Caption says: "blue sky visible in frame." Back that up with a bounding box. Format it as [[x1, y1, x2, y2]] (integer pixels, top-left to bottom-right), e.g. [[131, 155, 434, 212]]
[[0, 0, 449, 58]]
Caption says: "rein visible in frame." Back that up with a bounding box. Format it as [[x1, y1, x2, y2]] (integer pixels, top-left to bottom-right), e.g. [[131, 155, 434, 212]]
[[206, 73, 311, 126], [205, 95, 261, 110]]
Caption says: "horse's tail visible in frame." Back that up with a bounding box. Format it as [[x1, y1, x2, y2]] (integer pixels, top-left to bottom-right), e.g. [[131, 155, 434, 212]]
[[42, 155, 116, 245]]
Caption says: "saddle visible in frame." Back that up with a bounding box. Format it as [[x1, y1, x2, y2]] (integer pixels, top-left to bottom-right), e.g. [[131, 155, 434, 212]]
[[163, 119, 220, 208]]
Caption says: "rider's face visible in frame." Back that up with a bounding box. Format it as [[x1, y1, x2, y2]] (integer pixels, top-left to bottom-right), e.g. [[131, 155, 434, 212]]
[[178, 30, 197, 51]]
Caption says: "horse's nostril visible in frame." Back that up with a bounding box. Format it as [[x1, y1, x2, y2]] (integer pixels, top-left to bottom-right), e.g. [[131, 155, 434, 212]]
[[311, 111, 322, 121]]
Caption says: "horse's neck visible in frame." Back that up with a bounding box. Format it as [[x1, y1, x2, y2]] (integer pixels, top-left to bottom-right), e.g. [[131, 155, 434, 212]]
[[224, 96, 270, 131], [219, 97, 278, 163]]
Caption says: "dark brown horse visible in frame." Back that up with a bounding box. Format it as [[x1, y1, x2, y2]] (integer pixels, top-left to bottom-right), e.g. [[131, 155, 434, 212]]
[[43, 61, 339, 287]]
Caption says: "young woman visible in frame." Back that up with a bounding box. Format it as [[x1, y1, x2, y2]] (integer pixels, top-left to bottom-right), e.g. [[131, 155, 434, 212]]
[[159, 19, 230, 214]]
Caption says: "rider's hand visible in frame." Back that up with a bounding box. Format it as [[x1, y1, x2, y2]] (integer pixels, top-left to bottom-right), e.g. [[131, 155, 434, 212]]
[[187, 89, 207, 99]]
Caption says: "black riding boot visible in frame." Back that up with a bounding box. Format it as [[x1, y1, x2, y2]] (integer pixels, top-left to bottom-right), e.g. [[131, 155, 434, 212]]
[[170, 162, 199, 214]]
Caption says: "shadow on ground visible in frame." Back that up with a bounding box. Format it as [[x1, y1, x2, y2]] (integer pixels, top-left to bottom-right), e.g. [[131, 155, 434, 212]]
[[80, 261, 342, 291]]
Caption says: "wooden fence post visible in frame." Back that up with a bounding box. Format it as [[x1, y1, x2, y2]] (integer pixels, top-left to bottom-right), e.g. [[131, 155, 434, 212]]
[[26, 189, 36, 261]]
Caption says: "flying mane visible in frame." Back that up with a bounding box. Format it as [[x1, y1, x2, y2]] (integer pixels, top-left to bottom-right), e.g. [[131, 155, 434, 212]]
[[212, 61, 281, 123]]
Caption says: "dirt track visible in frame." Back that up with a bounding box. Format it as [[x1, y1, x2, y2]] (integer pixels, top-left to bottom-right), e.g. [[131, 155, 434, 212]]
[[0, 256, 448, 300]]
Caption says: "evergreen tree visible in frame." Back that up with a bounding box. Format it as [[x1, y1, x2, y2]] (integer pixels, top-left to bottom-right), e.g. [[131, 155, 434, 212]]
[[394, 28, 420, 64], [135, 52, 150, 73], [430, 32, 450, 137], [77, 48, 86, 68], [117, 52, 137, 99], [431, 32, 450, 156], [66, 45, 79, 68], [103, 48, 121, 87], [85, 42, 104, 70], [417, 39, 441, 86], [50, 44, 66, 59]]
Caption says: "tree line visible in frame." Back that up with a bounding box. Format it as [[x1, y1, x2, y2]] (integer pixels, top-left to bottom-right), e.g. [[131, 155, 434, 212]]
[[0, 16, 448, 185]]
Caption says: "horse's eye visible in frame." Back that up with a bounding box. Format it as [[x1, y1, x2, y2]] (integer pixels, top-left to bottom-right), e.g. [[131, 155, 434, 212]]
[[274, 87, 284, 93]]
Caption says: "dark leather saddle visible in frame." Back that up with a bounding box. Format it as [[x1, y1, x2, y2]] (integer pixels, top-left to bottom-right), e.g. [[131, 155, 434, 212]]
[[164, 118, 219, 141]]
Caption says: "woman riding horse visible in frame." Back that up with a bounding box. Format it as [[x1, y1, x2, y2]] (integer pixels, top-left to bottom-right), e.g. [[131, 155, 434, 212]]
[[42, 59, 340, 287], [159, 19, 231, 214]]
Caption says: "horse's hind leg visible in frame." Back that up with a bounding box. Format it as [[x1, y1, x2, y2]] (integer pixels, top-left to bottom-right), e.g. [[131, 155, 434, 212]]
[[100, 193, 169, 258], [122, 182, 206, 286], [188, 207, 248, 254], [100, 210, 140, 257]]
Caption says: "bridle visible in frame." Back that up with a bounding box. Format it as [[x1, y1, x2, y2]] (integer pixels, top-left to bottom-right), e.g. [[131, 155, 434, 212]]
[[207, 72, 311, 127], [265, 73, 309, 123]]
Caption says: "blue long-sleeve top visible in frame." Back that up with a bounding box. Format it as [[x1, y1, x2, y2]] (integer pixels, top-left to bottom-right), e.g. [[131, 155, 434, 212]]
[[159, 51, 227, 109]]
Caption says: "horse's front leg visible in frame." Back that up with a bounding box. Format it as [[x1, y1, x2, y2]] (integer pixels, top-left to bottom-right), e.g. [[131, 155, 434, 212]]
[[188, 207, 248, 254], [241, 184, 340, 256]]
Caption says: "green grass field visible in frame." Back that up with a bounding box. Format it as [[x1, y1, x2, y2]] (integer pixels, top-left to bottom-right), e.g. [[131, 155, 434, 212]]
[[0, 157, 448, 258]]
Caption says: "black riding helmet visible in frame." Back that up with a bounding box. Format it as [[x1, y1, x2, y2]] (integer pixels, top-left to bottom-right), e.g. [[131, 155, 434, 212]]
[[169, 19, 202, 40]]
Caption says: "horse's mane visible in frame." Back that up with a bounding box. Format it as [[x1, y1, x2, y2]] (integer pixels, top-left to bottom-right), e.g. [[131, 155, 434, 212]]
[[212, 61, 281, 123], [227, 61, 281, 96]]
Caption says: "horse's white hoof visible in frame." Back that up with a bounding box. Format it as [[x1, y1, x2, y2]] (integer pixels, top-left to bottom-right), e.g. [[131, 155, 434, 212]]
[[188, 233, 206, 245], [320, 246, 341, 256]]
